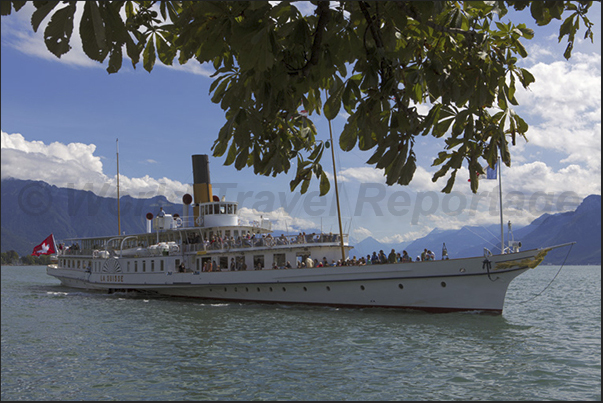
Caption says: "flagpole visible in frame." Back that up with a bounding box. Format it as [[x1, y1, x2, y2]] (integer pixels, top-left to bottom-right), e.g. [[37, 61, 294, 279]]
[[117, 139, 121, 236], [498, 155, 504, 254], [52, 233, 58, 256]]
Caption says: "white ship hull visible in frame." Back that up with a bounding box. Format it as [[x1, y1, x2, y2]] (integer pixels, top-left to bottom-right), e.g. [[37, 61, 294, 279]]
[[47, 247, 551, 314], [44, 153, 563, 314]]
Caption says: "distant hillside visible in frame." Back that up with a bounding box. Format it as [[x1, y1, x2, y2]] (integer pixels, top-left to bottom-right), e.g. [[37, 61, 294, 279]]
[[1, 179, 600, 264], [514, 194, 601, 265], [348, 196, 600, 265], [1, 179, 182, 256]]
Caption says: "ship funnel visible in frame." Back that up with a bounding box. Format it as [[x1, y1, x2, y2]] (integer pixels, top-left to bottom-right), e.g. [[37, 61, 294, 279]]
[[192, 155, 212, 226]]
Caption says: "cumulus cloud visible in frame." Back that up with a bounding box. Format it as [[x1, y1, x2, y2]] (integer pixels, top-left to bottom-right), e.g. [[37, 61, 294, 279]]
[[1, 131, 189, 203], [515, 52, 601, 172]]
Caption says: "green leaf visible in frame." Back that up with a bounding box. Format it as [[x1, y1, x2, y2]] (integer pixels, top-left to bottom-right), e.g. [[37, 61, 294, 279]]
[[234, 148, 249, 170], [43, 3, 76, 58], [155, 33, 175, 65], [31, 1, 60, 32], [441, 169, 457, 193], [397, 153, 416, 186], [80, 1, 107, 62], [225, 143, 237, 165], [143, 35, 156, 72], [319, 171, 330, 196], [340, 119, 358, 151], [324, 84, 344, 121]]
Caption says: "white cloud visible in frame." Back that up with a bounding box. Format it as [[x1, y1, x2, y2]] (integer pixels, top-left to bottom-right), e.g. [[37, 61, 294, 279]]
[[515, 53, 601, 171], [1, 131, 189, 203]]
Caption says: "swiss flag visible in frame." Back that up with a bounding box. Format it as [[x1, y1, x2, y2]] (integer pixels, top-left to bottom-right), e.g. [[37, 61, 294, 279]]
[[31, 234, 56, 256]]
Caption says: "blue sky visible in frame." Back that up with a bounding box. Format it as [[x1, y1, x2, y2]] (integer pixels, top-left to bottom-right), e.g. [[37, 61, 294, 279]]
[[1, 2, 601, 245]]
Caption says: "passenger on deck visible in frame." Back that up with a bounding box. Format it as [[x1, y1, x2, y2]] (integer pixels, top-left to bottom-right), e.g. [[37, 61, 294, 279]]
[[158, 207, 165, 217], [285, 261, 292, 269], [421, 249, 427, 261], [371, 252, 379, 264], [179, 262, 185, 272], [366, 254, 372, 265], [388, 249, 397, 263], [401, 250, 411, 263], [378, 250, 387, 264]]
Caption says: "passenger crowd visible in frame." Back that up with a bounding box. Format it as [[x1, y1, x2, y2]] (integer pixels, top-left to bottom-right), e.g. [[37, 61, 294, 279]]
[[299, 247, 446, 268], [183, 231, 342, 250]]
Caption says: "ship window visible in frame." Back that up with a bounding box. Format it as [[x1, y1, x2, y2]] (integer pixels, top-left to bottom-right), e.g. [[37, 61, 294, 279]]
[[227, 204, 233, 214], [151, 260, 155, 272], [253, 255, 264, 270], [219, 256, 228, 270], [273, 253, 286, 268], [220, 204, 226, 214], [134, 261, 138, 272], [77, 260, 80, 269], [142, 260, 146, 272], [214, 204, 219, 214], [127, 261, 130, 272], [160, 260, 164, 271]]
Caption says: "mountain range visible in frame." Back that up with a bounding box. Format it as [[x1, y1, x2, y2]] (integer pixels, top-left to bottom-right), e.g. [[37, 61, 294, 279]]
[[1, 178, 600, 265]]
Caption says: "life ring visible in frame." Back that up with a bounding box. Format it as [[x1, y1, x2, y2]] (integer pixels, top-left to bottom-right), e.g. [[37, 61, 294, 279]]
[[174, 217, 183, 227]]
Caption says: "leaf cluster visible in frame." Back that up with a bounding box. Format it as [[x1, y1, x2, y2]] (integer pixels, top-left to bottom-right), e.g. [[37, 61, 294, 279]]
[[1, 1, 596, 195]]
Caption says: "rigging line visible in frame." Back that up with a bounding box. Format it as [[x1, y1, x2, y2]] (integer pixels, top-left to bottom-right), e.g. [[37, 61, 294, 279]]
[[463, 226, 499, 248], [479, 223, 500, 240], [517, 243, 575, 305]]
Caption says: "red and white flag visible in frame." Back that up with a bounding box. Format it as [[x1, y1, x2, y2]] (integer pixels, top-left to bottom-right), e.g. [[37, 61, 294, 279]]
[[31, 234, 57, 256]]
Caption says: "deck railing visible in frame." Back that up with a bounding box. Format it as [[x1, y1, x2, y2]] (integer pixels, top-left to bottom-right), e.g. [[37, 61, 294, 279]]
[[182, 233, 348, 253]]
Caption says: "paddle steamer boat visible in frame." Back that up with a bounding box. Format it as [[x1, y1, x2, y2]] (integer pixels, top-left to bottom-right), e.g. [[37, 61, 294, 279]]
[[47, 155, 560, 313]]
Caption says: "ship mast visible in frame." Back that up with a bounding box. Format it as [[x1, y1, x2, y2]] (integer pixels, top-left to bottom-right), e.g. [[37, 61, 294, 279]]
[[116, 138, 121, 236], [328, 120, 346, 262], [497, 154, 504, 254]]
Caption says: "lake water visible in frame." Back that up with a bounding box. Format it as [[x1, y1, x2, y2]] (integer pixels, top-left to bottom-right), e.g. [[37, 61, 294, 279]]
[[1, 265, 600, 401]]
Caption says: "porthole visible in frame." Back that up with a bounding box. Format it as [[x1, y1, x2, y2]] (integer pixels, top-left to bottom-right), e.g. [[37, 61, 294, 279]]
[[269, 287, 273, 292], [282, 287, 286, 292], [459, 268, 466, 273], [398, 284, 404, 289], [224, 287, 227, 292], [441, 282, 447, 288], [326, 286, 331, 291], [245, 287, 249, 292], [257, 287, 260, 292], [234, 287, 238, 292], [360, 285, 365, 290], [303, 287, 307, 291]]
